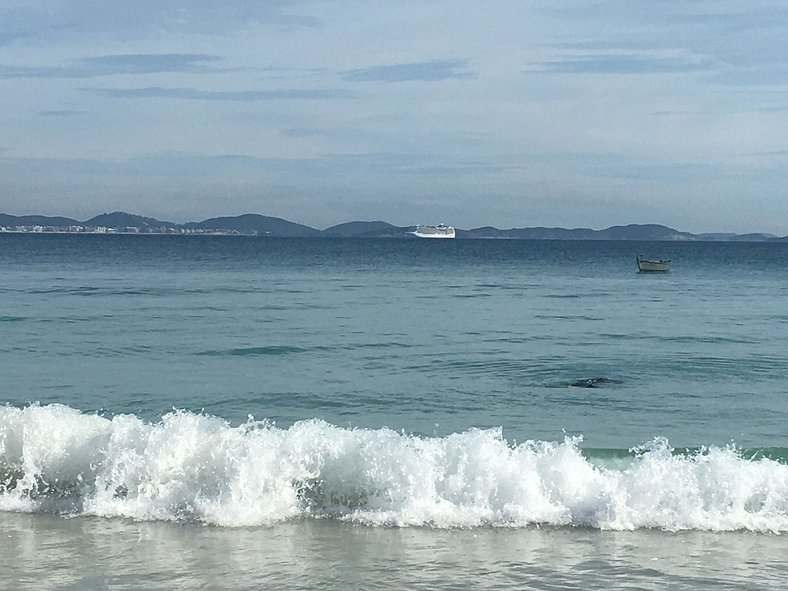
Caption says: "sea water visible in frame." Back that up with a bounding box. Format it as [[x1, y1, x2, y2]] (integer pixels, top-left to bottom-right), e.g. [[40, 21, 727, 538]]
[[1, 234, 787, 589]]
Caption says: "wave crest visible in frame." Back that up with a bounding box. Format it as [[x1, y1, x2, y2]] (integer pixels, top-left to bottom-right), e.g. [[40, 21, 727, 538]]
[[1, 404, 787, 531]]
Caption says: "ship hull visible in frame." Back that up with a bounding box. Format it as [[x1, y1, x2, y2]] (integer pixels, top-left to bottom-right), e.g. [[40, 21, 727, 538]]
[[412, 224, 455, 239]]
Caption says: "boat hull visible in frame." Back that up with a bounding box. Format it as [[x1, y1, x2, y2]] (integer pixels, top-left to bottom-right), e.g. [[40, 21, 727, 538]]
[[637, 258, 671, 272]]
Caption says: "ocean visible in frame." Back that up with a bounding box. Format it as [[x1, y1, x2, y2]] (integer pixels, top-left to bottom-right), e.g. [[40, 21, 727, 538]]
[[1, 234, 787, 589]]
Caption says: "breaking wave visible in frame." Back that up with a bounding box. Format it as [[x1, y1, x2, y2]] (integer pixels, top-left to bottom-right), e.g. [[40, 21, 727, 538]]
[[1, 404, 787, 531]]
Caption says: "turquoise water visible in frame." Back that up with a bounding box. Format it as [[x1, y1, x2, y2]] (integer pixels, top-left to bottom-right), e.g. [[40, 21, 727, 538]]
[[3, 235, 787, 447], [1, 234, 788, 588]]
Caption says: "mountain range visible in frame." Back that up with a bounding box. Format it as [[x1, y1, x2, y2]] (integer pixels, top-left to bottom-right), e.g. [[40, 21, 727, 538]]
[[1, 211, 786, 241]]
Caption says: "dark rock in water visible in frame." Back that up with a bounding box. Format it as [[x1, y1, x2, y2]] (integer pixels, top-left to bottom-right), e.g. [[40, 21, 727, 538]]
[[569, 376, 622, 388]]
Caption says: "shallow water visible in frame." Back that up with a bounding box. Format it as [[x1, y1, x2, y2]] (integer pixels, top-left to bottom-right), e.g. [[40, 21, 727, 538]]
[[2, 512, 787, 590]]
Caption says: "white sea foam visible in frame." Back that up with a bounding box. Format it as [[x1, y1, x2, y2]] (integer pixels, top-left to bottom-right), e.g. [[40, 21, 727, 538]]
[[1, 404, 787, 531]]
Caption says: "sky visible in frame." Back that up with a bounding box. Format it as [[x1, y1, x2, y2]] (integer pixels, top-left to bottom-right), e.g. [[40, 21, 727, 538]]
[[2, 1, 788, 234]]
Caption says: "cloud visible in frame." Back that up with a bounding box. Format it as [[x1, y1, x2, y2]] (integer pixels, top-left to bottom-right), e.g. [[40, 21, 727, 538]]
[[80, 53, 219, 74], [281, 128, 324, 138], [343, 59, 474, 82], [711, 66, 788, 88], [0, 53, 219, 79], [315, 152, 510, 176], [37, 110, 84, 117], [539, 3, 788, 84], [81, 86, 353, 101], [0, 32, 21, 46], [533, 53, 714, 75], [0, 1, 319, 42]]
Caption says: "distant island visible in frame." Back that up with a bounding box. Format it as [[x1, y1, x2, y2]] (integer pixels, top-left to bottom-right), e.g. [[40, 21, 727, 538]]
[[1, 211, 786, 242]]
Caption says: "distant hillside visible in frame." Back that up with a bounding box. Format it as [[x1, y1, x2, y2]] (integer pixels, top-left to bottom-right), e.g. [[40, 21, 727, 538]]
[[458, 226, 597, 239], [185, 214, 319, 236], [695, 233, 738, 241], [459, 224, 694, 241], [0, 214, 80, 227], [322, 221, 405, 237], [3, 211, 787, 241], [598, 224, 695, 240], [729, 233, 778, 242], [84, 212, 177, 228]]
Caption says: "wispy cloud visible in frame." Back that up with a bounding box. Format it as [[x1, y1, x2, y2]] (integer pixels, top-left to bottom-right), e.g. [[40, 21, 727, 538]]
[[81, 53, 220, 74], [0, 53, 219, 79], [711, 65, 788, 88], [0, 2, 320, 41], [37, 110, 84, 117], [82, 86, 353, 101], [343, 59, 474, 82], [281, 128, 324, 138], [0, 32, 22, 46], [533, 53, 714, 75]]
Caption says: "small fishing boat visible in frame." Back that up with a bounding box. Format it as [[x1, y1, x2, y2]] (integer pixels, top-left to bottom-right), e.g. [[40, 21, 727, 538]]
[[637, 256, 671, 272]]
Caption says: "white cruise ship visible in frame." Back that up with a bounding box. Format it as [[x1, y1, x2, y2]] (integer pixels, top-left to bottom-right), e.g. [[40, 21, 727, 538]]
[[412, 224, 456, 238]]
